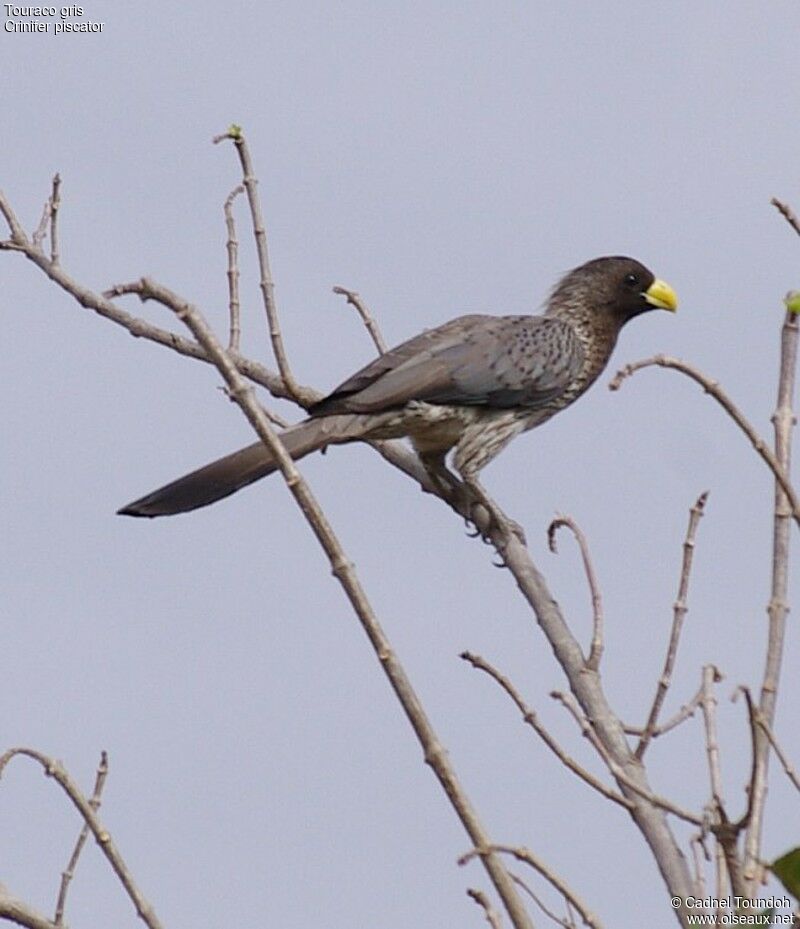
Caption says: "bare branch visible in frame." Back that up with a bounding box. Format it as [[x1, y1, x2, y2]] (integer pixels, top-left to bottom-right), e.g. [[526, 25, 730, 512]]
[[460, 845, 602, 929], [690, 833, 710, 899], [745, 300, 799, 891], [332, 285, 388, 354], [511, 873, 575, 928], [636, 491, 708, 758], [145, 274, 534, 929], [223, 185, 244, 352], [609, 355, 800, 530], [0, 187, 30, 245], [467, 888, 504, 929], [0, 748, 163, 929], [552, 691, 704, 826], [0, 886, 56, 929], [547, 515, 604, 669], [50, 173, 61, 265], [625, 684, 704, 739], [32, 199, 50, 248], [461, 651, 633, 811], [699, 666, 725, 804], [214, 126, 303, 399], [771, 196, 800, 237], [53, 750, 109, 925], [750, 697, 800, 792]]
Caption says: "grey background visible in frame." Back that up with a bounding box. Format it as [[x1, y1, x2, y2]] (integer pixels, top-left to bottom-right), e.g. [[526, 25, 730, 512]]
[[2, 2, 799, 926]]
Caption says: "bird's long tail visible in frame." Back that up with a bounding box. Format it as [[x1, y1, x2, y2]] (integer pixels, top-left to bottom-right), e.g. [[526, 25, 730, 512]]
[[117, 413, 383, 518]]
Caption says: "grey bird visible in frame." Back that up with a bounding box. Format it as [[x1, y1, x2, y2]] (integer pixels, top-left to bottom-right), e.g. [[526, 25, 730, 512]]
[[118, 256, 677, 518]]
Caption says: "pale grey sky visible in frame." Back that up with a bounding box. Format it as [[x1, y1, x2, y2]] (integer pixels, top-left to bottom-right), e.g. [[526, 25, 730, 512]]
[[2, 2, 799, 927]]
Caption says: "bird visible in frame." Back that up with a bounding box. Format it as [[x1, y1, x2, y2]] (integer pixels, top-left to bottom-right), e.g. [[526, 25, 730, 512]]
[[118, 256, 677, 519]]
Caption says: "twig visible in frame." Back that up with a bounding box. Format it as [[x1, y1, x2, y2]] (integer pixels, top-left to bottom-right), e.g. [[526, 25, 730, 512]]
[[733, 688, 758, 833], [699, 666, 725, 804], [625, 683, 704, 738], [50, 173, 61, 265], [636, 491, 708, 758], [214, 126, 302, 400], [137, 274, 534, 929], [552, 691, 704, 826], [749, 696, 800, 792], [223, 185, 244, 352], [461, 651, 632, 810], [0, 748, 163, 929], [332, 285, 388, 354], [460, 845, 602, 929], [744, 297, 799, 892], [771, 197, 800, 237], [32, 199, 50, 248], [610, 355, 800, 530], [0, 886, 56, 929], [698, 665, 744, 898], [690, 833, 710, 899], [467, 888, 504, 929], [54, 751, 109, 925], [547, 515, 604, 669], [511, 873, 574, 928]]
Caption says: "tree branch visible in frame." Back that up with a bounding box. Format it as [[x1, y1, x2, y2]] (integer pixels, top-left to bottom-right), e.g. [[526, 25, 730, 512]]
[[53, 750, 109, 925], [0, 748, 162, 929], [460, 845, 602, 929], [223, 185, 244, 352], [214, 126, 304, 400], [636, 491, 708, 758], [547, 515, 604, 670], [332, 285, 388, 354], [461, 651, 633, 811], [609, 356, 800, 530], [744, 299, 799, 891]]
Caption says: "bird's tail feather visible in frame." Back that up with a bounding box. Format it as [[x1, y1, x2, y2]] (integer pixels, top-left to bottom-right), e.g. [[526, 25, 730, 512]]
[[117, 414, 375, 518]]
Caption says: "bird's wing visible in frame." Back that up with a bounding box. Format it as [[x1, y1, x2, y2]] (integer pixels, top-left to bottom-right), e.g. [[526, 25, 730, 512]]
[[312, 315, 583, 413]]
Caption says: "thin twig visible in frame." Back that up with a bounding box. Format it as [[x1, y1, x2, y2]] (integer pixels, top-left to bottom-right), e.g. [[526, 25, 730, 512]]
[[460, 845, 602, 929], [0, 748, 163, 929], [610, 355, 800, 530], [744, 295, 799, 892], [50, 173, 61, 265], [547, 515, 604, 669], [511, 873, 574, 928], [223, 185, 244, 352], [0, 886, 56, 929], [698, 665, 742, 899], [332, 285, 388, 354], [636, 491, 708, 758], [214, 126, 302, 399], [136, 274, 534, 929], [771, 197, 800, 237], [749, 696, 800, 792], [625, 684, 704, 738], [32, 199, 50, 248], [461, 651, 632, 810], [690, 833, 710, 899], [54, 751, 109, 925], [552, 691, 704, 826], [467, 888, 504, 929]]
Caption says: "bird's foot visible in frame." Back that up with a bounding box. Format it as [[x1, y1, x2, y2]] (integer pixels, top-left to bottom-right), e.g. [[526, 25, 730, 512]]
[[461, 479, 527, 548]]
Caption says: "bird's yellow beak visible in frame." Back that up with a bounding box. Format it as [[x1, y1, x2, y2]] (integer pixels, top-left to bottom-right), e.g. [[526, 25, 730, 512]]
[[644, 278, 678, 312]]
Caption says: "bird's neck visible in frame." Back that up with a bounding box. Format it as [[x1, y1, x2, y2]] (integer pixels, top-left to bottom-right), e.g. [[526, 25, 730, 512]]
[[569, 311, 622, 393]]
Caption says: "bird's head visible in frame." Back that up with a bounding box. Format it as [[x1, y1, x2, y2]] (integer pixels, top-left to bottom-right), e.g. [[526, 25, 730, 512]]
[[547, 256, 677, 329]]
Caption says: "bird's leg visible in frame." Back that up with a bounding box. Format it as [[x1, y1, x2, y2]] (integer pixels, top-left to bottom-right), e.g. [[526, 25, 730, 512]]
[[461, 474, 527, 548], [418, 450, 463, 498]]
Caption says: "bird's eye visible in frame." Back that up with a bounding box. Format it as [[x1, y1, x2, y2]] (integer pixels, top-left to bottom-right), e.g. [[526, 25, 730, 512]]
[[624, 272, 640, 287]]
